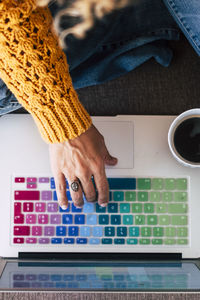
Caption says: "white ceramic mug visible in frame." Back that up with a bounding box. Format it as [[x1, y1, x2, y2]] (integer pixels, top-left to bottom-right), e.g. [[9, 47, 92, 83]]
[[168, 108, 200, 168]]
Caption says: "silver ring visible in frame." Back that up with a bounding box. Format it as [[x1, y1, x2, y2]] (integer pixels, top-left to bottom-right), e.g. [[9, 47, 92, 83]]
[[71, 180, 79, 192]]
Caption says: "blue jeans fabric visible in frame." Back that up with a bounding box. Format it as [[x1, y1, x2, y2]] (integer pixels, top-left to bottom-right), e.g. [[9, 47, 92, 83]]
[[0, 0, 199, 116]]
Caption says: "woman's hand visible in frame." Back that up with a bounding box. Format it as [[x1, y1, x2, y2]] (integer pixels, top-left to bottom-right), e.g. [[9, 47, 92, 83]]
[[49, 124, 118, 209]]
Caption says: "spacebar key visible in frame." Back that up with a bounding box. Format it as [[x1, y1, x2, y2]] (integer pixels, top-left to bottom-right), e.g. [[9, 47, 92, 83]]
[[14, 191, 40, 201], [108, 178, 136, 190]]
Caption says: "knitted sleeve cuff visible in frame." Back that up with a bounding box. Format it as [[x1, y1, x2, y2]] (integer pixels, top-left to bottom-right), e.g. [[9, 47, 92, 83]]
[[0, 0, 92, 143]]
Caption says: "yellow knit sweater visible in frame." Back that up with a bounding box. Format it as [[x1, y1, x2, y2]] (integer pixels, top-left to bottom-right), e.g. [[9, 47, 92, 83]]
[[0, 0, 92, 143]]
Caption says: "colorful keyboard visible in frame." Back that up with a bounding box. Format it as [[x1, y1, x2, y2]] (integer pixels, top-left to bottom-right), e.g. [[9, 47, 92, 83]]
[[12, 176, 189, 246]]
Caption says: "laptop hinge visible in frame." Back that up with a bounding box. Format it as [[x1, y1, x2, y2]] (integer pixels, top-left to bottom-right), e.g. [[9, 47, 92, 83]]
[[19, 252, 182, 261]]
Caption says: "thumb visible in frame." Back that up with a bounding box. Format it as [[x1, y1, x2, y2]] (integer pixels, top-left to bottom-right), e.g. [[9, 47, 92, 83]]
[[104, 149, 118, 166]]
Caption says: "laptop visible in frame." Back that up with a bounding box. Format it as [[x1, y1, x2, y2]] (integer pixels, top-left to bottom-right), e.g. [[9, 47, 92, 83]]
[[1, 113, 200, 292]]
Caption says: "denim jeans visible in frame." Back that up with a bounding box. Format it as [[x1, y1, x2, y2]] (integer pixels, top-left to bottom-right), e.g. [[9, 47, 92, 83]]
[[0, 0, 199, 116]]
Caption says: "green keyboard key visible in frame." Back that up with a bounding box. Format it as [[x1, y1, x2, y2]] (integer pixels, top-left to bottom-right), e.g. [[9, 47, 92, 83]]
[[156, 203, 168, 213], [138, 178, 151, 190], [168, 203, 187, 213], [135, 215, 145, 225], [139, 239, 150, 245], [150, 192, 161, 202], [153, 227, 164, 237], [138, 192, 148, 201], [159, 215, 170, 225], [113, 191, 124, 201], [177, 227, 188, 237], [174, 192, 187, 202], [152, 178, 164, 190], [177, 239, 188, 245], [165, 178, 176, 190], [164, 239, 176, 245], [141, 227, 151, 237], [127, 238, 138, 244], [152, 239, 163, 245], [162, 192, 173, 202], [125, 191, 136, 201], [123, 215, 133, 225], [114, 239, 125, 244], [171, 215, 188, 225], [144, 203, 154, 213], [147, 215, 158, 225], [132, 203, 142, 213], [176, 178, 187, 190], [120, 203, 130, 213], [165, 227, 176, 237]]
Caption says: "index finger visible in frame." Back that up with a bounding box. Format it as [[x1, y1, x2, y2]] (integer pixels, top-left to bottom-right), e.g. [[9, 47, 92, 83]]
[[54, 172, 68, 209]]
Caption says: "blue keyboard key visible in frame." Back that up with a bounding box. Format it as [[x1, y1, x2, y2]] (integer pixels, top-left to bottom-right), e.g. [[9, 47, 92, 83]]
[[76, 275, 87, 281], [111, 215, 121, 225], [63, 274, 74, 281], [99, 215, 109, 225], [89, 238, 100, 245], [114, 238, 125, 244], [105, 226, 115, 237], [65, 180, 69, 189], [64, 238, 75, 244], [108, 203, 118, 213], [92, 226, 103, 237], [86, 214, 97, 225], [80, 226, 91, 237], [68, 282, 79, 288], [51, 238, 62, 244], [75, 214, 85, 224], [68, 226, 79, 236], [77, 238, 87, 244], [117, 227, 127, 237], [83, 203, 95, 213], [53, 190, 57, 201], [56, 226, 66, 236], [50, 177, 55, 189], [62, 214, 73, 224], [102, 238, 112, 244], [56, 282, 67, 288], [96, 203, 106, 213], [108, 178, 136, 190], [72, 204, 82, 213], [51, 275, 62, 281], [59, 204, 70, 212]]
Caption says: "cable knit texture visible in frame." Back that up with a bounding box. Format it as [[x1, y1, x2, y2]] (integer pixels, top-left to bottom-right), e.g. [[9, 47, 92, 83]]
[[0, 0, 92, 143]]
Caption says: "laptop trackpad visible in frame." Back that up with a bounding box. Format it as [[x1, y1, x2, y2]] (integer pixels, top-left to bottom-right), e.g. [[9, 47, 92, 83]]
[[93, 121, 134, 169]]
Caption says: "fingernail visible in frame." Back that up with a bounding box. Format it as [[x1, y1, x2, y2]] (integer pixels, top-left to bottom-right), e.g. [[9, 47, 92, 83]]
[[101, 202, 108, 207], [61, 205, 68, 210]]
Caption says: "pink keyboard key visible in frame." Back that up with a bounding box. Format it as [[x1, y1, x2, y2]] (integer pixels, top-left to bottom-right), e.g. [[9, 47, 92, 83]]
[[14, 214, 24, 224], [39, 238, 50, 244], [38, 214, 48, 224], [26, 214, 37, 224], [27, 184, 37, 189], [14, 202, 21, 215], [32, 226, 42, 236], [44, 226, 55, 236], [14, 191, 40, 201], [39, 177, 49, 183], [14, 226, 30, 236], [27, 177, 37, 183], [47, 203, 58, 212], [13, 237, 24, 244], [35, 203, 46, 212], [15, 177, 25, 183], [50, 214, 61, 224], [41, 191, 52, 201], [23, 202, 34, 212], [26, 238, 37, 244]]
